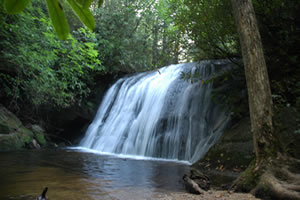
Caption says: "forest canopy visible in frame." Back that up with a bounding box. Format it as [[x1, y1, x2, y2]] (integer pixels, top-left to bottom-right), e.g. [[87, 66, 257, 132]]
[[0, 0, 299, 118]]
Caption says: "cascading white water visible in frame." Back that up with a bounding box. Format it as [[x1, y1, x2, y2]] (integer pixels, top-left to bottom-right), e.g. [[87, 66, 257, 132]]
[[80, 61, 230, 163]]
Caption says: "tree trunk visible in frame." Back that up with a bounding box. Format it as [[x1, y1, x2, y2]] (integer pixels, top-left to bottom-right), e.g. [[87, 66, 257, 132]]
[[231, 0, 278, 168], [230, 1, 300, 199]]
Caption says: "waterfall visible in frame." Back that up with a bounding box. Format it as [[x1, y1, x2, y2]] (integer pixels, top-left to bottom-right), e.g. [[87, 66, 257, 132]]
[[80, 61, 230, 163]]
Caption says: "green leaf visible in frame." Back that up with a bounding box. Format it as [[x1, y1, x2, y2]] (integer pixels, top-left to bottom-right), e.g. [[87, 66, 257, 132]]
[[83, 0, 93, 8], [4, 0, 31, 14], [46, 0, 70, 40], [67, 0, 95, 31], [98, 0, 104, 7], [75, 0, 93, 9]]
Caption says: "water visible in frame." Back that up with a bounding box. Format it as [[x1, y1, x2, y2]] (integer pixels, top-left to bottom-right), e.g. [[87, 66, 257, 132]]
[[0, 149, 189, 200], [80, 61, 230, 163]]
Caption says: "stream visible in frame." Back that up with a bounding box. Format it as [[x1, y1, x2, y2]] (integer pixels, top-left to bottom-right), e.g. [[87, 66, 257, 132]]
[[0, 148, 189, 200]]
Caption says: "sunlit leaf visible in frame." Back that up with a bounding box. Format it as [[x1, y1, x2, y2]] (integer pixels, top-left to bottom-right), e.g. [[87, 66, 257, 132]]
[[67, 0, 95, 31], [45, 0, 70, 40], [75, 0, 93, 8], [83, 0, 93, 8], [4, 0, 31, 14]]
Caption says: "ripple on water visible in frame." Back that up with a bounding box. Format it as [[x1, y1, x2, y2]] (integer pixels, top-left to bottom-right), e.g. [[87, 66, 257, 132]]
[[0, 149, 190, 200]]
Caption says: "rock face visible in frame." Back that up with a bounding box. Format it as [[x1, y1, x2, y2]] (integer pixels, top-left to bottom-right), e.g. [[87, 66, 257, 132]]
[[191, 117, 254, 188], [191, 106, 300, 189], [0, 105, 47, 151]]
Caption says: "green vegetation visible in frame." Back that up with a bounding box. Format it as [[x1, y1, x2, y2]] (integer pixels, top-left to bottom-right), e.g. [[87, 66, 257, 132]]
[[0, 105, 46, 151], [0, 0, 299, 198], [0, 1, 103, 110], [171, 0, 299, 121], [0, 0, 298, 137], [0, 0, 185, 113], [0, 0, 183, 135], [3, 0, 99, 39]]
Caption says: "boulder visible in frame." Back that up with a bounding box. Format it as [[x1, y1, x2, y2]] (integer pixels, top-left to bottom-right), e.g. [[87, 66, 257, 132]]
[[28, 139, 41, 149], [0, 105, 47, 151], [0, 105, 22, 134], [30, 124, 47, 146]]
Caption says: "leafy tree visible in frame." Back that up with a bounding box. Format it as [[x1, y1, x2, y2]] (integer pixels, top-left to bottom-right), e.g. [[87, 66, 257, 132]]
[[89, 0, 181, 72], [230, 1, 300, 199], [166, 0, 239, 61], [2, 0, 100, 39], [0, 1, 104, 113]]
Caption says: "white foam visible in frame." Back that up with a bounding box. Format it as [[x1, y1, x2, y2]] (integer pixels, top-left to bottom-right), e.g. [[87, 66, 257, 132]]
[[67, 146, 191, 165]]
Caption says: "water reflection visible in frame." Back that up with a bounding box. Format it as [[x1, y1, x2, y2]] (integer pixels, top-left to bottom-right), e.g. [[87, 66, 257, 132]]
[[0, 149, 189, 200]]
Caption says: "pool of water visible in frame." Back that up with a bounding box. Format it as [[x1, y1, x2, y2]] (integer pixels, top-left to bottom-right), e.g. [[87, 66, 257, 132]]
[[0, 149, 190, 200]]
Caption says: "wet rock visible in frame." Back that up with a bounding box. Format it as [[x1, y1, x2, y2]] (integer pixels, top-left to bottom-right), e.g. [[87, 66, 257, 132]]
[[0, 105, 22, 134], [0, 105, 46, 151], [30, 124, 47, 146], [28, 139, 40, 149], [191, 117, 254, 188], [0, 123, 10, 134]]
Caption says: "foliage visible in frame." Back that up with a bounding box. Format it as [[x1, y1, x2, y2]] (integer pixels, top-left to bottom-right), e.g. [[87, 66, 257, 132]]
[[168, 0, 299, 116], [165, 0, 239, 61], [0, 0, 185, 125], [2, 0, 100, 39], [91, 0, 181, 72], [253, 0, 300, 109], [1, 0, 298, 128], [0, 1, 104, 111]]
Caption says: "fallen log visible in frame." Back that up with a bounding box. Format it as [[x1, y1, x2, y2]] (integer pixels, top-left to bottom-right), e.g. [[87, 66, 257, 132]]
[[183, 174, 206, 195]]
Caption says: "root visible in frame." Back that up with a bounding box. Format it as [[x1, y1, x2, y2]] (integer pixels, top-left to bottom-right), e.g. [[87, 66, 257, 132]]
[[281, 167, 300, 184], [232, 157, 300, 200], [253, 158, 300, 200], [254, 171, 300, 200]]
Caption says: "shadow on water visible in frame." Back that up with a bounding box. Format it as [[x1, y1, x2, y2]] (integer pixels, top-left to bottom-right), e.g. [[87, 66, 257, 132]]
[[0, 149, 190, 200]]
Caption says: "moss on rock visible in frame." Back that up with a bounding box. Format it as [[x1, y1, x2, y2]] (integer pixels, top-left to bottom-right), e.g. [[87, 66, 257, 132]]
[[30, 125, 47, 146], [0, 105, 47, 151], [34, 132, 46, 146], [0, 105, 22, 130]]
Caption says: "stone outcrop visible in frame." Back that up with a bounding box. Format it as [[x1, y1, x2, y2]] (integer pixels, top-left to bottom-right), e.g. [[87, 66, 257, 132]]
[[0, 105, 47, 151], [191, 117, 254, 189], [190, 106, 300, 189]]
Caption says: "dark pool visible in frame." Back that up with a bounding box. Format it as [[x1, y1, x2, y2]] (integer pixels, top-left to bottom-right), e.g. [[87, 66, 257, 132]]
[[0, 149, 190, 200]]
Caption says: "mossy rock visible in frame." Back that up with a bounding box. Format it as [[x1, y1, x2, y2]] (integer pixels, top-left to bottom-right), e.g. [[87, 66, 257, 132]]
[[0, 105, 37, 151], [30, 125, 47, 146], [0, 131, 33, 151], [0, 105, 22, 135], [0, 105, 22, 131], [34, 132, 46, 146], [0, 122, 10, 134]]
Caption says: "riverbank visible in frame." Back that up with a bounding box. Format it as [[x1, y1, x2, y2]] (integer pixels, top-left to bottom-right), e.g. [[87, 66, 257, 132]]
[[159, 190, 259, 200]]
